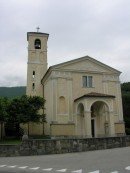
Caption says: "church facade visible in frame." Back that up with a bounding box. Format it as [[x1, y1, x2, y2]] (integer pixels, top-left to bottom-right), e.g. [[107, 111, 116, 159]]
[[26, 31, 125, 137]]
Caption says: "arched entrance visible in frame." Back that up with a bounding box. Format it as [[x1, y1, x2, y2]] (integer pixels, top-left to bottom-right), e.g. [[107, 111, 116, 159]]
[[77, 103, 85, 135], [91, 101, 109, 137]]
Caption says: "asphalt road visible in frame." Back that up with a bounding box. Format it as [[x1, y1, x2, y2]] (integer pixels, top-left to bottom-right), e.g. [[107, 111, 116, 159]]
[[0, 147, 130, 173]]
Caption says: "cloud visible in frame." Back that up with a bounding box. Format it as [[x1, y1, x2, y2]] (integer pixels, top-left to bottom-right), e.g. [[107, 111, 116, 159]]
[[0, 0, 130, 86]]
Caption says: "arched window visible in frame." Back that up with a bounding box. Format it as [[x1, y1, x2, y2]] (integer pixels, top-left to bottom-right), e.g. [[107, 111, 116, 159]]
[[34, 39, 41, 49], [58, 96, 66, 114]]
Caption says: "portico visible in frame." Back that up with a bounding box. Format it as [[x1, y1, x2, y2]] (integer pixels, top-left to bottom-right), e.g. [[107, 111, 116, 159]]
[[74, 92, 116, 137]]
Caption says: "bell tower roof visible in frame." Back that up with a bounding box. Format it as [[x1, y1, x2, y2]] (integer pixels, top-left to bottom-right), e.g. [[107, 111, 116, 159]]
[[27, 32, 49, 41]]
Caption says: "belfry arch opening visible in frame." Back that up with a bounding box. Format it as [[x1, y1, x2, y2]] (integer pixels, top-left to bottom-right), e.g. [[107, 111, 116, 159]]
[[90, 101, 109, 137], [34, 39, 41, 49]]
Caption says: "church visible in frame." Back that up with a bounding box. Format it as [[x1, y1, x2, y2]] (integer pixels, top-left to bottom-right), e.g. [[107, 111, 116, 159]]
[[26, 31, 125, 137]]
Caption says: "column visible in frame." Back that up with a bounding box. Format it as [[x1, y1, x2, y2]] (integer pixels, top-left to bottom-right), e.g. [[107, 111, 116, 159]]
[[84, 110, 92, 137], [109, 111, 115, 136]]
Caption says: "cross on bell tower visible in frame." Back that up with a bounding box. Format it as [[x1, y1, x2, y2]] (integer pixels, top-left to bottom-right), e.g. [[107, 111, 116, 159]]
[[36, 26, 40, 32]]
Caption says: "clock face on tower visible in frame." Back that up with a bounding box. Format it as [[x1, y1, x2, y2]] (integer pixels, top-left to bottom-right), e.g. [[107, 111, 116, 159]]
[[34, 39, 41, 49]]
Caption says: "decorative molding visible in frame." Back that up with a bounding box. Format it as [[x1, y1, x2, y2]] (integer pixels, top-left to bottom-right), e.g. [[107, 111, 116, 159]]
[[27, 61, 45, 65], [103, 75, 119, 82], [50, 76, 72, 80], [28, 49, 47, 52], [50, 122, 75, 125]]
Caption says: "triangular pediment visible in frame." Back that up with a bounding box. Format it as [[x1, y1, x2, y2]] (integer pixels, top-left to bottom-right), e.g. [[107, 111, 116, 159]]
[[51, 56, 120, 74], [42, 56, 121, 83]]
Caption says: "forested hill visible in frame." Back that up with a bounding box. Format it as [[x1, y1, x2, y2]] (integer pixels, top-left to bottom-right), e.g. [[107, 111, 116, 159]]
[[121, 82, 130, 94], [0, 82, 130, 99], [0, 86, 26, 98]]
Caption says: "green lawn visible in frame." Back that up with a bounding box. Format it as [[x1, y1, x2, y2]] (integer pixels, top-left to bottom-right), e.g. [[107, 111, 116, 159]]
[[0, 140, 22, 145]]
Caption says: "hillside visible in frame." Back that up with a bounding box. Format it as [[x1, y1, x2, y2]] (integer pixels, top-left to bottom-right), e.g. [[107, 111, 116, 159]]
[[0, 83, 129, 99], [0, 86, 26, 98]]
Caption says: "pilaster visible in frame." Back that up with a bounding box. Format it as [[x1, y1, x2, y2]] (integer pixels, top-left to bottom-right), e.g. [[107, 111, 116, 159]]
[[108, 111, 115, 136], [67, 78, 73, 122], [52, 78, 58, 122]]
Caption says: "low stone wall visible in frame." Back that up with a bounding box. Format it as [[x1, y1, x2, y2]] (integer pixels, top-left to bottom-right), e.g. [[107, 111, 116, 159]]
[[0, 144, 20, 157], [0, 136, 130, 157]]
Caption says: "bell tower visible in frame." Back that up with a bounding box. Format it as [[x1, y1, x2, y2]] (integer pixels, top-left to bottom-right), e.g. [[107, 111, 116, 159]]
[[26, 29, 49, 96]]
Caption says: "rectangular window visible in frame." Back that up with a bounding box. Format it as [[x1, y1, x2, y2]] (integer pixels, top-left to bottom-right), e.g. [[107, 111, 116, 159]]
[[83, 76, 93, 87], [32, 83, 35, 90], [32, 71, 35, 79]]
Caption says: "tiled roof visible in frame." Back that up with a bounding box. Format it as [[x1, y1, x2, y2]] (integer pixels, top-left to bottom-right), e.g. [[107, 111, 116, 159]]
[[74, 92, 115, 102]]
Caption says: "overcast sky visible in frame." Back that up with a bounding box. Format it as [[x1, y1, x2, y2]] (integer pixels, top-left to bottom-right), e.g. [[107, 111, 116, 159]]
[[0, 0, 130, 87]]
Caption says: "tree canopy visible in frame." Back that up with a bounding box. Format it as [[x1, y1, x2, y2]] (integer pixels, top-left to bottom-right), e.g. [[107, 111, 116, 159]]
[[121, 82, 130, 134], [0, 97, 10, 123], [0, 95, 46, 139], [0, 97, 10, 138], [121, 82, 130, 94], [7, 95, 46, 124]]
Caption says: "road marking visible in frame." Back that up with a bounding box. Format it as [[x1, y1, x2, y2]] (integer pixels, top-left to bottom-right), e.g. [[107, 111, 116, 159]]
[[1, 164, 130, 173], [125, 166, 130, 170], [71, 169, 82, 173], [42, 168, 53, 171], [56, 169, 67, 172], [0, 165, 6, 167], [29, 167, 40, 170], [7, 165, 17, 168], [18, 166, 28, 169]]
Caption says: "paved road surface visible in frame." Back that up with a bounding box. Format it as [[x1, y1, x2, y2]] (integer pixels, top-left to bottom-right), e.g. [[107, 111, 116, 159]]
[[0, 147, 130, 173]]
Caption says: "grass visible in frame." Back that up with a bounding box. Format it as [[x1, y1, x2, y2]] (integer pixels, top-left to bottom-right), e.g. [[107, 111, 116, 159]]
[[0, 140, 22, 145], [0, 135, 51, 145]]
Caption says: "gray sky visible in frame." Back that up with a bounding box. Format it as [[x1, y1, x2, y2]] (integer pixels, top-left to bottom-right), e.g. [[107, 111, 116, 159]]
[[0, 0, 130, 87]]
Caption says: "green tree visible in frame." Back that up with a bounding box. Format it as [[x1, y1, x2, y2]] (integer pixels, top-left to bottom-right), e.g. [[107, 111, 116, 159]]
[[121, 82, 130, 134], [6, 96, 24, 138], [25, 95, 46, 135], [121, 82, 130, 93], [6, 95, 46, 138], [27, 95, 46, 123], [0, 97, 10, 139]]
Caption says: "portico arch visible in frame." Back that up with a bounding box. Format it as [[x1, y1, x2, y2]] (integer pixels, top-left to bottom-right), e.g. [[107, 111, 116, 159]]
[[77, 103, 84, 116], [91, 101, 109, 137], [76, 103, 85, 135]]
